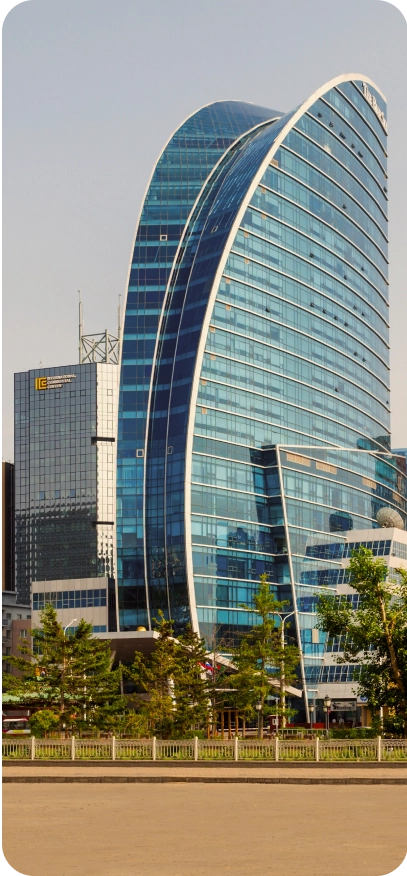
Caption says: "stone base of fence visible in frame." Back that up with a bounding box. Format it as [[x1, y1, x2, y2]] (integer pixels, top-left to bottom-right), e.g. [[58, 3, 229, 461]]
[[4, 760, 407, 771], [3, 736, 407, 764]]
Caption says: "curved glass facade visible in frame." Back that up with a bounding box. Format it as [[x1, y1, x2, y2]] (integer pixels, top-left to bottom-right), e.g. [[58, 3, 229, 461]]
[[117, 78, 406, 706], [117, 101, 282, 630]]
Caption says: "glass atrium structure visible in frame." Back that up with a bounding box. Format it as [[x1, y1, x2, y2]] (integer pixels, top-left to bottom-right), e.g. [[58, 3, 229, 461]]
[[117, 76, 406, 707]]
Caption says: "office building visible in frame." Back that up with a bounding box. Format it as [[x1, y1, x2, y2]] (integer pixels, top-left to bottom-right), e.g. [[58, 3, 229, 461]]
[[3, 462, 31, 676], [14, 362, 119, 628], [2, 461, 15, 591], [116, 72, 407, 716], [314, 520, 407, 725], [2, 590, 31, 675]]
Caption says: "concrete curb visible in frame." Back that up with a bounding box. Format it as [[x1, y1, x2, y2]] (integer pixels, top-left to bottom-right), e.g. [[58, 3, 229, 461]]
[[3, 759, 407, 769], [3, 775, 407, 785]]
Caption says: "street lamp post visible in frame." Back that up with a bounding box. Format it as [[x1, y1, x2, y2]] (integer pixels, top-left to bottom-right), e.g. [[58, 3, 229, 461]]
[[323, 695, 331, 733], [255, 701, 262, 739], [272, 610, 296, 730], [309, 704, 315, 732], [63, 619, 77, 636], [308, 688, 318, 734]]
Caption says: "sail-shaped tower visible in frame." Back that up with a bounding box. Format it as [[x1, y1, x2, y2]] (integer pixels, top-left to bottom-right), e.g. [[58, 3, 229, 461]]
[[116, 77, 406, 709]]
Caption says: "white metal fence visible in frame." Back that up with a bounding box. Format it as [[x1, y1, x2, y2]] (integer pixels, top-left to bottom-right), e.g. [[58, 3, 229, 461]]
[[238, 741, 276, 761], [382, 740, 407, 761], [319, 739, 378, 761], [3, 736, 407, 762]]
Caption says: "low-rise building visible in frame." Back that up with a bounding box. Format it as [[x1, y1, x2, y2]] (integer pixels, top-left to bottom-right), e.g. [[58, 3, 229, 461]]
[[2, 591, 31, 675], [31, 577, 117, 634], [316, 523, 407, 726]]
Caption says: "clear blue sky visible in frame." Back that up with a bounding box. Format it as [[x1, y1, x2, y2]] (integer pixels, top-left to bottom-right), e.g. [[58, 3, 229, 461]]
[[3, 0, 407, 458]]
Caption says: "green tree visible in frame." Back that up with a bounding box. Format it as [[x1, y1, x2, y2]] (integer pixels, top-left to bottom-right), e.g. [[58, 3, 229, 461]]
[[28, 709, 60, 738], [173, 624, 210, 737], [317, 547, 407, 737], [125, 612, 177, 738], [125, 613, 210, 738], [120, 711, 149, 739], [203, 625, 235, 738], [233, 574, 300, 737], [3, 605, 125, 734]]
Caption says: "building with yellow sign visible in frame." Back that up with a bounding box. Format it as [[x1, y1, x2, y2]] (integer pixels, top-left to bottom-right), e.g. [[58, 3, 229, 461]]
[[14, 362, 119, 631]]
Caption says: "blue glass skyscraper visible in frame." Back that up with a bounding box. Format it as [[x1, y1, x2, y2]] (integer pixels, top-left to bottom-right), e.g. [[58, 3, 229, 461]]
[[116, 76, 406, 709]]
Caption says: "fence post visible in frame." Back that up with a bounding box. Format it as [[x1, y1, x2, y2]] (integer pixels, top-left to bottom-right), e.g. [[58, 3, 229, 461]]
[[31, 736, 35, 761], [315, 736, 319, 763], [71, 736, 75, 761], [194, 736, 199, 762], [377, 736, 381, 763], [152, 736, 156, 762], [112, 736, 116, 761], [275, 737, 279, 763], [234, 736, 239, 762]]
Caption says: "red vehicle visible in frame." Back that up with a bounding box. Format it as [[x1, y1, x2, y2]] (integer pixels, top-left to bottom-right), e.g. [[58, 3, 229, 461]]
[[2, 717, 30, 735]]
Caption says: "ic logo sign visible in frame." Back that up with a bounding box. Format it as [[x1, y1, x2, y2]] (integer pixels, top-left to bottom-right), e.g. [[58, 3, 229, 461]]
[[35, 377, 48, 390]]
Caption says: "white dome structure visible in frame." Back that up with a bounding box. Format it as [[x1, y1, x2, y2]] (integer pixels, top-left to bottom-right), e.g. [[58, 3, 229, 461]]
[[376, 507, 405, 530]]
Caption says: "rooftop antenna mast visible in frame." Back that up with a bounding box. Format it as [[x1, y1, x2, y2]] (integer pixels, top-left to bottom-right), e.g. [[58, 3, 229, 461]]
[[78, 290, 120, 365], [79, 291, 84, 364]]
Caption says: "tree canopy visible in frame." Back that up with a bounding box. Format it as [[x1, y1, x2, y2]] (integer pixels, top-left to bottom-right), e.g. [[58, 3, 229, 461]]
[[3, 580, 303, 739], [125, 611, 211, 738], [231, 574, 300, 736], [3, 605, 125, 733], [317, 547, 407, 736]]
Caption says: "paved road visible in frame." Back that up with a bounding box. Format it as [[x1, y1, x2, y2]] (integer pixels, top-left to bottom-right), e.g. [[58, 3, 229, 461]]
[[3, 782, 407, 876]]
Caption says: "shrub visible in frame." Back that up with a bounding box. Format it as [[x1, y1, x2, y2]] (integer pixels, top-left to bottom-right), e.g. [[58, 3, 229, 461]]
[[329, 727, 376, 739], [28, 709, 60, 737]]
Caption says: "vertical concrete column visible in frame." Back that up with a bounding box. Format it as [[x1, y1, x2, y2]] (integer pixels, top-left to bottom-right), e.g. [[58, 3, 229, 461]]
[[152, 736, 157, 761], [112, 736, 116, 761], [71, 736, 75, 761], [31, 736, 35, 760], [275, 737, 279, 762], [194, 736, 199, 762], [315, 736, 319, 762], [234, 736, 239, 762], [377, 736, 381, 762]]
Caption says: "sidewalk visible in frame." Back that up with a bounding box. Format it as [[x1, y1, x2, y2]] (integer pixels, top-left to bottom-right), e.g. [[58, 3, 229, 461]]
[[4, 762, 407, 783]]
